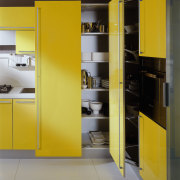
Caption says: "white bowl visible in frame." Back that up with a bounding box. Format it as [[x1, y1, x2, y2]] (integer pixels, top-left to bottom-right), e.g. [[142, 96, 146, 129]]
[[81, 85, 87, 89], [90, 102, 103, 115], [82, 100, 90, 109]]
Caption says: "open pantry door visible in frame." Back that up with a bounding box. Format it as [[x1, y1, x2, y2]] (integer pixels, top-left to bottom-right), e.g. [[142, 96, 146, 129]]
[[109, 0, 125, 176]]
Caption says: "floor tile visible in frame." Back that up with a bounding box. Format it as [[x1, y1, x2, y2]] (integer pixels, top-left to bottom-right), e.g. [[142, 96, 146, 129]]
[[15, 159, 99, 180], [0, 159, 19, 180], [92, 159, 124, 180]]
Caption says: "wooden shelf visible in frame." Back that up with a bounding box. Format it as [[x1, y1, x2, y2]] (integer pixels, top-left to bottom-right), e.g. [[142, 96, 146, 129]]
[[82, 88, 109, 92], [81, 60, 109, 63], [82, 113, 109, 120], [81, 32, 108, 36]]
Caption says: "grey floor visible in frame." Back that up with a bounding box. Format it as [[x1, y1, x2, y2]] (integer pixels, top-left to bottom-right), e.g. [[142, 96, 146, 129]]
[[0, 159, 140, 180]]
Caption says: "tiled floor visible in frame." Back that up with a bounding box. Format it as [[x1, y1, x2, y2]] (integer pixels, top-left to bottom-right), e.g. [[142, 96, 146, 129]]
[[0, 159, 140, 180]]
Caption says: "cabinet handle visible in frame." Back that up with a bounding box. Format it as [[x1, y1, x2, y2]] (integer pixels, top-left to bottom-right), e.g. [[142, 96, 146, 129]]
[[37, 7, 40, 150], [16, 101, 35, 104], [138, 115, 143, 170], [0, 101, 11, 104]]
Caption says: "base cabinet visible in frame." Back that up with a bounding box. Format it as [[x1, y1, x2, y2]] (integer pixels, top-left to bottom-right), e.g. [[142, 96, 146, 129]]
[[13, 99, 36, 150], [139, 112, 167, 180], [0, 99, 12, 149]]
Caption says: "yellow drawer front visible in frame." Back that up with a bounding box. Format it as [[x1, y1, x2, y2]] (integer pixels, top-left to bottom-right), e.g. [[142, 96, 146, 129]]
[[16, 31, 35, 54], [0, 7, 35, 30], [13, 99, 36, 150], [0, 99, 12, 149]]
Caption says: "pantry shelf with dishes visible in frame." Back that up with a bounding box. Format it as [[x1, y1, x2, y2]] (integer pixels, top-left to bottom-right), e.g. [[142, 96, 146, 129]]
[[81, 3, 110, 151]]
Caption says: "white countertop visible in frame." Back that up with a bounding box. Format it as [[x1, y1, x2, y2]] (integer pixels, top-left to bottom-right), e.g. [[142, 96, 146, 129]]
[[0, 87, 35, 99]]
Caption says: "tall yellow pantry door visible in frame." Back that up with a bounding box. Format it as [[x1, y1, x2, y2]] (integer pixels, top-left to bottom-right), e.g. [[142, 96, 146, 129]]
[[35, 1, 81, 157], [109, 0, 125, 176]]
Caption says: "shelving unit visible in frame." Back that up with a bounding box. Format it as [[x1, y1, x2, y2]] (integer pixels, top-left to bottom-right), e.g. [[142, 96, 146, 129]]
[[82, 114, 109, 120], [81, 3, 109, 157], [81, 60, 109, 63], [82, 88, 109, 92], [81, 32, 108, 36]]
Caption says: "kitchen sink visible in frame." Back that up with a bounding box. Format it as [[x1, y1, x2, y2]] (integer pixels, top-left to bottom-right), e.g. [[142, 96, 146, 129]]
[[21, 88, 35, 93]]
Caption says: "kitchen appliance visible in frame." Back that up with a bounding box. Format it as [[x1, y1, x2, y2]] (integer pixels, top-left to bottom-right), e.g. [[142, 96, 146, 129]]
[[140, 58, 166, 129], [0, 84, 12, 93]]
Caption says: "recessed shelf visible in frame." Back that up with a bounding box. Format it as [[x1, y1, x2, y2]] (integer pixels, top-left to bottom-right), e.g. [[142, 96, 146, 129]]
[[82, 88, 109, 92], [81, 60, 109, 63], [125, 61, 139, 65], [82, 133, 109, 149], [81, 32, 109, 36], [11, 66, 35, 71], [81, 3, 108, 11], [82, 113, 109, 120]]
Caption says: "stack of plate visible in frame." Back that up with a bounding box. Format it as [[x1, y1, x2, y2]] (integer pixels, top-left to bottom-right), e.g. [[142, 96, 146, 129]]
[[101, 79, 109, 89], [89, 131, 109, 145]]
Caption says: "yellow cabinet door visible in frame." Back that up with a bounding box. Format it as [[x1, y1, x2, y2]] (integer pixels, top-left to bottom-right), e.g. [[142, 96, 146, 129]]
[[16, 31, 35, 54], [35, 1, 81, 157], [0, 99, 12, 149], [109, 0, 125, 176], [0, 7, 35, 30], [13, 99, 36, 150], [139, 0, 166, 58], [139, 112, 167, 180]]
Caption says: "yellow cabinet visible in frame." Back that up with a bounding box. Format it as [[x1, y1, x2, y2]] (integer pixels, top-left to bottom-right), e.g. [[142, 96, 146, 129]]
[[0, 99, 12, 149], [139, 0, 166, 58], [109, 0, 125, 176], [13, 99, 36, 150], [35, 1, 81, 157], [139, 112, 167, 180], [0, 7, 35, 30], [16, 31, 35, 54]]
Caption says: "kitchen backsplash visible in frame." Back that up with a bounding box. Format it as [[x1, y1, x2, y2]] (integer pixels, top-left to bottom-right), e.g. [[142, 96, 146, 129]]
[[0, 54, 35, 87]]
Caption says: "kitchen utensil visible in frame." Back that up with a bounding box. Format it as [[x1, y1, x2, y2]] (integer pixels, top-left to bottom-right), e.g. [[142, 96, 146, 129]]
[[81, 23, 86, 33], [81, 69, 88, 85], [87, 76, 93, 89], [92, 52, 109, 61], [90, 101, 103, 115], [99, 25, 105, 33], [82, 99, 90, 109], [81, 52, 91, 61], [92, 76, 101, 88]]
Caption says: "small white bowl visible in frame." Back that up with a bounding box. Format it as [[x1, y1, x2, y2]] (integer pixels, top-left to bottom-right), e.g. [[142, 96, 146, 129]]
[[82, 100, 89, 109], [81, 85, 87, 89], [90, 101, 103, 115]]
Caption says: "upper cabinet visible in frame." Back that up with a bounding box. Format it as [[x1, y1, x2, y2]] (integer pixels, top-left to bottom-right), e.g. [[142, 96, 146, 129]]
[[139, 0, 166, 58], [35, 1, 81, 157], [0, 7, 35, 30], [16, 31, 35, 54]]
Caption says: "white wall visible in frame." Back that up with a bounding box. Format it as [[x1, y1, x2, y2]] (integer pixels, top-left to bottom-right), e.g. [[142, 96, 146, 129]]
[[0, 54, 35, 88]]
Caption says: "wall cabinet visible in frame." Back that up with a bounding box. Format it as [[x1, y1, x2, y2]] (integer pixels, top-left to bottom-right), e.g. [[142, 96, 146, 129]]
[[139, 0, 166, 58], [35, 1, 81, 157], [16, 31, 35, 54], [0, 99, 12, 149], [13, 99, 36, 150], [139, 112, 167, 180], [0, 7, 35, 30]]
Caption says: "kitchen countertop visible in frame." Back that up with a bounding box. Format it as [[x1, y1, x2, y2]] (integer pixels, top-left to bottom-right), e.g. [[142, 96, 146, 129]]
[[0, 87, 35, 99]]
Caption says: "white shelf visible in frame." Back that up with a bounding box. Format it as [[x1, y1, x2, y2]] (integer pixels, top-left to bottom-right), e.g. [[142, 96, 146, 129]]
[[82, 88, 109, 92], [11, 66, 35, 71], [81, 32, 108, 36], [82, 133, 109, 149], [82, 114, 109, 120], [81, 60, 109, 63]]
